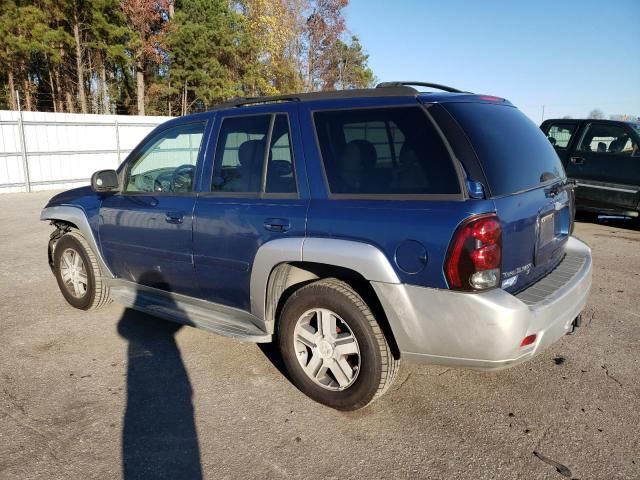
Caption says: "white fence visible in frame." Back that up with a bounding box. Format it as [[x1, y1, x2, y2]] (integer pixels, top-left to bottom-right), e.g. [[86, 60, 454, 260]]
[[0, 110, 172, 193]]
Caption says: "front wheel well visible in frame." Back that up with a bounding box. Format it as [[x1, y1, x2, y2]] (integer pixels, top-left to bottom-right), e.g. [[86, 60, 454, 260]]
[[46, 220, 79, 270], [266, 262, 400, 359]]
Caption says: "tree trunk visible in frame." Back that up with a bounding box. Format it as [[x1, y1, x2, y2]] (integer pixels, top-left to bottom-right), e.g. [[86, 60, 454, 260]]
[[73, 14, 88, 114], [49, 69, 57, 113], [65, 88, 75, 113], [54, 68, 65, 113], [7, 68, 16, 110], [182, 80, 187, 116], [22, 79, 32, 111], [99, 62, 109, 114], [136, 59, 145, 116]]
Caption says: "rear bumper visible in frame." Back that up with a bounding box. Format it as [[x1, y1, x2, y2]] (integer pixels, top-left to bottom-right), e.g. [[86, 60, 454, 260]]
[[372, 236, 592, 370]]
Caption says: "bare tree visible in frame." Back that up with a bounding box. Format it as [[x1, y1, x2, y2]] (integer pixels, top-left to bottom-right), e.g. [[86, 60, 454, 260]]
[[588, 108, 604, 119]]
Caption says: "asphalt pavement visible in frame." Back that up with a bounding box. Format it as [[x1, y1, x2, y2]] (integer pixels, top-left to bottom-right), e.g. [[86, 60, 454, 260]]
[[1, 191, 638, 479]]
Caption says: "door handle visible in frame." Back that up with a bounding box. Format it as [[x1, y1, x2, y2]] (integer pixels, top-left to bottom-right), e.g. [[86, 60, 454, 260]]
[[570, 157, 585, 165], [165, 211, 184, 224], [264, 218, 290, 232]]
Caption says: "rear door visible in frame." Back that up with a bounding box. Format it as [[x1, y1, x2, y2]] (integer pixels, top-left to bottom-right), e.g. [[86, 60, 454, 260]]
[[192, 105, 308, 311], [444, 102, 572, 293], [569, 122, 640, 210]]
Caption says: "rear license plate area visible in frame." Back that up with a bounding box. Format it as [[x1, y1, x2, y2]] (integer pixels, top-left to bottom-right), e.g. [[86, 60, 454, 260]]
[[538, 212, 555, 248], [535, 211, 562, 266]]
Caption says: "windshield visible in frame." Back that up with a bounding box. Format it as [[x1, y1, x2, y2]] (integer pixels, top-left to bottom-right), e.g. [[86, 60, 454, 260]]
[[444, 103, 566, 196]]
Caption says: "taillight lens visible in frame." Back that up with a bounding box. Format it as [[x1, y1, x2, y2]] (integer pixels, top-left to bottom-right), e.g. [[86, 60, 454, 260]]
[[445, 214, 502, 291]]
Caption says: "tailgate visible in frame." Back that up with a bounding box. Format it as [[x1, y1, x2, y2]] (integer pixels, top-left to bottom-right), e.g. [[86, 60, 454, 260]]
[[442, 101, 572, 292], [493, 188, 572, 292]]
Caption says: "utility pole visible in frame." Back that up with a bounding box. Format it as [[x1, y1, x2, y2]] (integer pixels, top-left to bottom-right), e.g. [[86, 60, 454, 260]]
[[16, 91, 31, 192], [541, 105, 545, 123]]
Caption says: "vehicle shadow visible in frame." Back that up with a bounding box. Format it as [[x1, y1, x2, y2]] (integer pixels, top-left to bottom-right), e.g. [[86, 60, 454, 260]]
[[117, 273, 202, 480]]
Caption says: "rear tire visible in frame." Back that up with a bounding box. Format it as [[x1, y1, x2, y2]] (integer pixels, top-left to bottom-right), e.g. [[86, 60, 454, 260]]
[[277, 278, 399, 410], [53, 231, 111, 310]]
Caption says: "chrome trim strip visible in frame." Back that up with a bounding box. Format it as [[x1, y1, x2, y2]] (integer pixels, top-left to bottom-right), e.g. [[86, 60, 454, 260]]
[[576, 181, 637, 194], [40, 205, 114, 278]]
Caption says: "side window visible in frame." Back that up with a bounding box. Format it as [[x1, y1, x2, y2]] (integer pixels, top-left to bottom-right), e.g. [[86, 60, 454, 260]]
[[314, 106, 460, 195], [212, 115, 270, 192], [212, 114, 297, 194], [546, 123, 576, 148], [266, 115, 296, 193], [125, 122, 205, 193], [578, 123, 637, 155]]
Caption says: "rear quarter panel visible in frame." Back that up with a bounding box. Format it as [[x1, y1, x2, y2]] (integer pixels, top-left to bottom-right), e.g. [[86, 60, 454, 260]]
[[297, 97, 495, 288]]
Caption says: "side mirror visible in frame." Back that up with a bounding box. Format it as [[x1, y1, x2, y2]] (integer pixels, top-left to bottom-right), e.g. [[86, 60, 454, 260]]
[[91, 169, 119, 193]]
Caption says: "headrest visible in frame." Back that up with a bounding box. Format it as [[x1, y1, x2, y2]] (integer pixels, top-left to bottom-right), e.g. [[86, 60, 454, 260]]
[[238, 140, 265, 168], [341, 139, 377, 171]]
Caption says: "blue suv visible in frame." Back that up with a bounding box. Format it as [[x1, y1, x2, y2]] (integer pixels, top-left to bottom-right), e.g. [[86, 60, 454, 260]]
[[41, 82, 593, 410]]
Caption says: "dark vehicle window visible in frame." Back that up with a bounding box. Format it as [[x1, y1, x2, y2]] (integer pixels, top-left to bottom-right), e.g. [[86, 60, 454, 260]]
[[125, 122, 205, 193], [578, 123, 638, 156], [314, 107, 460, 195], [266, 115, 296, 193], [445, 103, 565, 196], [213, 115, 270, 193], [212, 114, 297, 194], [546, 123, 576, 148]]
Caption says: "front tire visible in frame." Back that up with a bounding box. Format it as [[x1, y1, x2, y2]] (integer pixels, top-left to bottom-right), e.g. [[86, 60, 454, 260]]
[[277, 279, 399, 410], [53, 231, 111, 310]]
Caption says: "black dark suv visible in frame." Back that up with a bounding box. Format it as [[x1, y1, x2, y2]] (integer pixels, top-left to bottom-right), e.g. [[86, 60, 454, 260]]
[[541, 119, 640, 217]]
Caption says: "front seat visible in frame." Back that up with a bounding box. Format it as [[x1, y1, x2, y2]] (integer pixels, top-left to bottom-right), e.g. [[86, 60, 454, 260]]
[[224, 139, 265, 192]]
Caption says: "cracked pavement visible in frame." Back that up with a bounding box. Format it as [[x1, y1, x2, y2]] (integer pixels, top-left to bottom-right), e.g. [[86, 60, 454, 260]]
[[1, 191, 639, 479]]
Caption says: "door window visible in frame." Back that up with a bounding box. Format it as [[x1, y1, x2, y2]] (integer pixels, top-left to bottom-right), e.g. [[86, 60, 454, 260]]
[[266, 115, 296, 193], [125, 122, 205, 193], [212, 114, 297, 194], [546, 123, 576, 148], [578, 124, 638, 155]]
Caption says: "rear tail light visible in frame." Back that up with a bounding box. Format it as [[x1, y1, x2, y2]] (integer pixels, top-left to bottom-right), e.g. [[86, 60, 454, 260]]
[[445, 214, 502, 291]]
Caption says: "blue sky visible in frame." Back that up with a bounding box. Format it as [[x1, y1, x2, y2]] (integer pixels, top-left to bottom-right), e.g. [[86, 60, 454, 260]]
[[345, 0, 640, 122]]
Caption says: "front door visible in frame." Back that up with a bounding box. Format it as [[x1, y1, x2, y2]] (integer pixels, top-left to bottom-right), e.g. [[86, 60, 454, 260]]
[[99, 120, 209, 295], [193, 107, 308, 311], [568, 122, 640, 210]]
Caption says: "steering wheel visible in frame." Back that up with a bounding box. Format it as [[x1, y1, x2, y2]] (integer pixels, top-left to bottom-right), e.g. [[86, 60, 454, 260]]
[[171, 164, 196, 192]]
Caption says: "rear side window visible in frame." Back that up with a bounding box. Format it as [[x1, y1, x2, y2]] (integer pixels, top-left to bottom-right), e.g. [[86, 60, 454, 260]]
[[546, 123, 576, 148], [314, 106, 460, 196], [445, 103, 566, 196]]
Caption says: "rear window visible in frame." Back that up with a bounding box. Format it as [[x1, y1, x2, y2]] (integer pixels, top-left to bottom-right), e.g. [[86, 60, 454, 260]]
[[445, 103, 566, 196], [314, 106, 461, 196]]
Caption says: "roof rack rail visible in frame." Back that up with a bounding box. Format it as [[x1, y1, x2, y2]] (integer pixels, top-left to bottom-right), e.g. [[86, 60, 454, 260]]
[[209, 85, 422, 110], [376, 81, 466, 93], [213, 94, 301, 109]]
